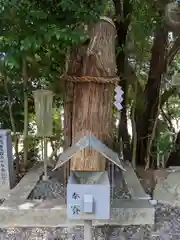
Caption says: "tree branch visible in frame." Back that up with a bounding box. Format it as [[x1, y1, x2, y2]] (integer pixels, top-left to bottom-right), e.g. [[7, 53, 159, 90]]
[[160, 106, 175, 133], [167, 36, 180, 66], [160, 88, 176, 106], [113, 0, 122, 19]]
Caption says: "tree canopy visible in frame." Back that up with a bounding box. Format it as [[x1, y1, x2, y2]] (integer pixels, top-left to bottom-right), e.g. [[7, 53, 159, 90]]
[[1, 0, 180, 170]]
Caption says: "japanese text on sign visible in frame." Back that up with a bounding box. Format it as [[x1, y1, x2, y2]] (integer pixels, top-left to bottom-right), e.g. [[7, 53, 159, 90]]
[[71, 205, 80, 215], [0, 136, 6, 184], [72, 192, 80, 200]]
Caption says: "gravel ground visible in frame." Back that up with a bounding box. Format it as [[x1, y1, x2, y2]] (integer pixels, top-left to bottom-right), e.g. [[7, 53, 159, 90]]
[[0, 204, 179, 239], [0, 225, 151, 240], [1, 178, 179, 239], [151, 203, 180, 240], [28, 177, 131, 200], [28, 178, 66, 200]]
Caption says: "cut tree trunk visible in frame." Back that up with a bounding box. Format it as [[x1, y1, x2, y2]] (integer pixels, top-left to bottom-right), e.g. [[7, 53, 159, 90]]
[[64, 44, 88, 150], [71, 81, 114, 171], [64, 18, 118, 172], [64, 81, 73, 149]]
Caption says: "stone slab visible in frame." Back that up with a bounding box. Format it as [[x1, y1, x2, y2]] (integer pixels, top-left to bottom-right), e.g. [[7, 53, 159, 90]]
[[0, 187, 11, 200], [0, 199, 154, 227], [153, 169, 180, 206], [122, 162, 150, 200], [3, 163, 43, 206]]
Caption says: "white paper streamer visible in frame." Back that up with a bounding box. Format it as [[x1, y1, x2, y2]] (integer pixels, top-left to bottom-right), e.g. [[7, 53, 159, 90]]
[[114, 86, 124, 111]]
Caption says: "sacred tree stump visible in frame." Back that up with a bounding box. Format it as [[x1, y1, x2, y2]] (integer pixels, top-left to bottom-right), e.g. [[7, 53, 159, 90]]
[[64, 17, 119, 172]]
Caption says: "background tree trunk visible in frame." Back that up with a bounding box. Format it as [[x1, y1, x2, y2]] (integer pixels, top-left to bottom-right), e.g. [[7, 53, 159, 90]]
[[166, 130, 180, 167], [136, 26, 168, 166], [4, 76, 20, 173], [22, 57, 29, 169], [113, 0, 132, 161]]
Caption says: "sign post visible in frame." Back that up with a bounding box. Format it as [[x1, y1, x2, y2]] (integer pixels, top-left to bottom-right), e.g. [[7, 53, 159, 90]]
[[53, 135, 125, 240], [0, 130, 15, 190], [84, 220, 93, 240]]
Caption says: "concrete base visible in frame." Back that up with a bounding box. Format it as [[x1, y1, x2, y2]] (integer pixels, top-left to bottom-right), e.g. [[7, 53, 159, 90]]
[[0, 199, 154, 227], [0, 162, 154, 227], [153, 167, 180, 206], [122, 162, 151, 200]]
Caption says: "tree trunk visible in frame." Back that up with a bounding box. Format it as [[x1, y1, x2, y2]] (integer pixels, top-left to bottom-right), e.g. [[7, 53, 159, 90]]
[[136, 26, 168, 166], [65, 18, 118, 171], [63, 45, 85, 180], [166, 130, 180, 167], [50, 138, 55, 152], [64, 81, 73, 149], [4, 76, 20, 172], [113, 0, 132, 160], [131, 81, 138, 169], [22, 57, 29, 169]]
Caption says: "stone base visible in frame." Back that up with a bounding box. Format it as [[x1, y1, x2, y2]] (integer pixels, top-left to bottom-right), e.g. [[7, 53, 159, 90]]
[[0, 199, 154, 227], [153, 167, 180, 206], [0, 162, 154, 227]]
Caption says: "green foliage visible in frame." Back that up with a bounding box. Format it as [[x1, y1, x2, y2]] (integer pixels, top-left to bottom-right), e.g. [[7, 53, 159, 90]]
[[164, 95, 180, 120], [60, 0, 106, 22], [1, 0, 180, 168], [0, 0, 108, 166], [127, 0, 161, 63], [153, 128, 173, 157], [0, 0, 108, 91], [0, 78, 34, 132], [0, 0, 108, 110]]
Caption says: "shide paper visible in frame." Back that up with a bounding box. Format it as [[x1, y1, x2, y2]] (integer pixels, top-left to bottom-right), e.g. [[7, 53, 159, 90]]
[[114, 86, 124, 110]]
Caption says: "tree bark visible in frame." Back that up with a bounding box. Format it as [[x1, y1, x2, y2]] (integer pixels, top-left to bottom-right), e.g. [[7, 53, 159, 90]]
[[4, 76, 20, 173], [166, 130, 180, 167], [22, 57, 29, 169], [131, 82, 138, 169], [64, 81, 73, 149], [65, 18, 118, 171], [136, 26, 168, 166], [64, 45, 87, 150], [167, 36, 180, 66], [113, 0, 132, 160]]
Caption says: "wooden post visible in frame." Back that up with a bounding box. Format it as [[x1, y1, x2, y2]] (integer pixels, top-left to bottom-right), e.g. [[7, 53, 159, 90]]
[[65, 17, 118, 172]]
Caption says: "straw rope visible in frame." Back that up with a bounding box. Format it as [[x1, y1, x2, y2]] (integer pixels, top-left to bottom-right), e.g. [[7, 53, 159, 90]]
[[67, 75, 119, 84]]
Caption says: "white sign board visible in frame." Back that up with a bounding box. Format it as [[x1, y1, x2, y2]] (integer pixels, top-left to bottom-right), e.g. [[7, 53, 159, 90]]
[[67, 171, 110, 220]]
